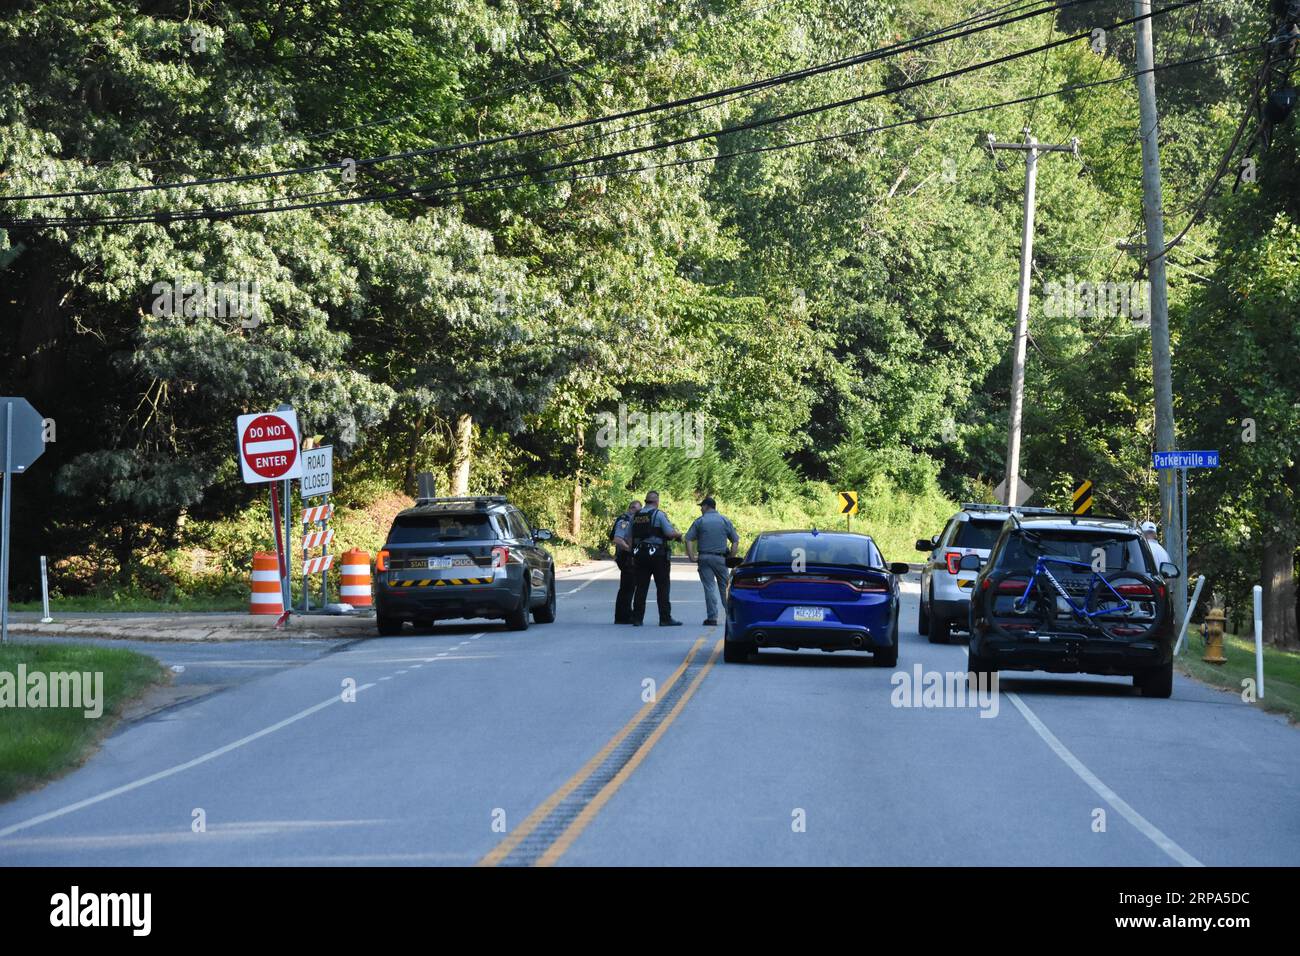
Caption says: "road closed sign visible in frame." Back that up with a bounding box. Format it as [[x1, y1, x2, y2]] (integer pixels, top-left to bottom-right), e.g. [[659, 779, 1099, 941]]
[[237, 410, 303, 483], [300, 445, 333, 499]]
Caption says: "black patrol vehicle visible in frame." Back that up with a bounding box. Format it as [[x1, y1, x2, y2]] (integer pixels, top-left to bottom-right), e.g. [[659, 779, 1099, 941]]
[[373, 495, 557, 635]]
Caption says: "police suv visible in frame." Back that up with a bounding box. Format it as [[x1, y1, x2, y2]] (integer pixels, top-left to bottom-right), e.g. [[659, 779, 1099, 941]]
[[374, 495, 556, 635], [915, 503, 1060, 643]]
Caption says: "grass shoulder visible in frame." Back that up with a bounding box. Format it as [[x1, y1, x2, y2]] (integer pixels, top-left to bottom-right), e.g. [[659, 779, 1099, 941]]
[[0, 642, 168, 801], [1176, 631, 1300, 723]]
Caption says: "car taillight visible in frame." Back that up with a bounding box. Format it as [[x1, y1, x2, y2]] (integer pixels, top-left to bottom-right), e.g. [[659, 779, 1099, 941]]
[[491, 546, 510, 568], [732, 575, 769, 589], [945, 552, 961, 575], [848, 578, 888, 592], [376, 549, 389, 572], [998, 579, 1029, 592], [1117, 583, 1154, 597]]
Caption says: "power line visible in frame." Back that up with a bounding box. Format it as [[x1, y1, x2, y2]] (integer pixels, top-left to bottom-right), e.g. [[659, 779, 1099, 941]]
[[9, 39, 1251, 231], [0, 0, 1098, 207]]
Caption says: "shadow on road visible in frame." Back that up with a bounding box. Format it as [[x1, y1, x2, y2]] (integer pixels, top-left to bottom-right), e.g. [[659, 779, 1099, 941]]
[[994, 675, 1138, 698], [747, 651, 879, 669]]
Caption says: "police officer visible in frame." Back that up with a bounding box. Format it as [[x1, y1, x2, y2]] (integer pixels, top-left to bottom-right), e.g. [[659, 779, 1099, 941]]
[[1141, 520, 1173, 571], [684, 496, 739, 626], [629, 490, 683, 626], [610, 499, 641, 624]]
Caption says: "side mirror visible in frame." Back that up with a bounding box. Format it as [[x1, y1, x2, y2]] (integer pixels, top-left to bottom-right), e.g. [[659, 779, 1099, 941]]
[[1159, 561, 1180, 579], [915, 539, 935, 552], [889, 562, 911, 576], [958, 554, 982, 572], [725, 555, 744, 569], [533, 529, 553, 541]]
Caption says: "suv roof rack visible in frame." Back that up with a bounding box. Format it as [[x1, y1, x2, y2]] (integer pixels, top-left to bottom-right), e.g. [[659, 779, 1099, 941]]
[[413, 495, 509, 507], [960, 502, 1060, 515]]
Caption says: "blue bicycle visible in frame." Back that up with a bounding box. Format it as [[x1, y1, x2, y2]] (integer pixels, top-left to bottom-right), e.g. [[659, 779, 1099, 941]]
[[983, 552, 1164, 641]]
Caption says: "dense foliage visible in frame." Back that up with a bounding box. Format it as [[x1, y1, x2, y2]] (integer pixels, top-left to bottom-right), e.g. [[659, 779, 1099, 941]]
[[0, 0, 1294, 643]]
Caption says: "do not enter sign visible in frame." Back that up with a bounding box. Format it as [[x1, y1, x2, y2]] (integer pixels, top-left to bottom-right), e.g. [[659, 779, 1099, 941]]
[[237, 410, 303, 483]]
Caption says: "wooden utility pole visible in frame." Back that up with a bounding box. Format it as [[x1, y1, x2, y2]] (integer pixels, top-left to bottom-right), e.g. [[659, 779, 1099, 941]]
[[1133, 0, 1185, 625], [986, 128, 1080, 505]]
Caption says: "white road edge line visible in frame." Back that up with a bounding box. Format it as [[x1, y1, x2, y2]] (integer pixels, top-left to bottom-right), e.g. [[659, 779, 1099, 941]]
[[560, 563, 616, 596], [0, 683, 377, 840], [1004, 691, 1203, 867], [956, 645, 1202, 867]]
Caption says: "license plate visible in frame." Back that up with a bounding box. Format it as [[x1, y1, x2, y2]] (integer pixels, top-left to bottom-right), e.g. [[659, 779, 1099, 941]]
[[792, 607, 825, 622], [426, 557, 453, 569]]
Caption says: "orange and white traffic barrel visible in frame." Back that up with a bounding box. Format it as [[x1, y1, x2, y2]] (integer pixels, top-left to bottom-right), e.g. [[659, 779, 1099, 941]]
[[340, 549, 372, 607], [249, 551, 283, 615]]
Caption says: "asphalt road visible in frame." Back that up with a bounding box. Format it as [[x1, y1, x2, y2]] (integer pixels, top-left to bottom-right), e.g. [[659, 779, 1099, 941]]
[[1, 562, 1297, 866]]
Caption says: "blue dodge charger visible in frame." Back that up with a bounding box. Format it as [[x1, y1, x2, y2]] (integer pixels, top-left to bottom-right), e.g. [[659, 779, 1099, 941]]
[[724, 530, 910, 665]]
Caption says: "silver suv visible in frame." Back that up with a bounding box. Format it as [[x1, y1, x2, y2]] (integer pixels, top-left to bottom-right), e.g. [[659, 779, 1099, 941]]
[[915, 503, 1060, 643]]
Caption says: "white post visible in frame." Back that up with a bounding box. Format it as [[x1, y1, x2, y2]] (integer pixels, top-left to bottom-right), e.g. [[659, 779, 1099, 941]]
[[1253, 584, 1264, 700], [1173, 574, 1206, 657], [39, 554, 52, 623]]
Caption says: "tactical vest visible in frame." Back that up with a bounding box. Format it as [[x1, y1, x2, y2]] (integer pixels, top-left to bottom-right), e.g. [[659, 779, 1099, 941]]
[[630, 508, 659, 542]]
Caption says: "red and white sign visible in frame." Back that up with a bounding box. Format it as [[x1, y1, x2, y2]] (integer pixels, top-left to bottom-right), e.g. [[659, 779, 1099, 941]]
[[301, 528, 334, 551], [236, 410, 303, 484], [302, 554, 334, 576], [302, 503, 333, 525]]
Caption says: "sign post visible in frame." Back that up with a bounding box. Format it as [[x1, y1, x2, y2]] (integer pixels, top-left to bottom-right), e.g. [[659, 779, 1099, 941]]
[[237, 409, 303, 627], [1071, 478, 1094, 515], [1, 397, 47, 643], [838, 491, 858, 532], [299, 445, 333, 611], [1152, 450, 1219, 632]]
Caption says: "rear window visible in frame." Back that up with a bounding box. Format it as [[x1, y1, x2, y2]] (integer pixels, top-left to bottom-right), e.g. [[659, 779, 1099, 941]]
[[749, 535, 881, 568], [996, 531, 1150, 573], [387, 513, 496, 544], [953, 519, 1004, 550]]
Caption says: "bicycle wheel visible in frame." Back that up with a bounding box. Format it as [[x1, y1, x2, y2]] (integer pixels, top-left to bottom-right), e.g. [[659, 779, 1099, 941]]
[[1086, 571, 1164, 640], [982, 571, 1051, 639]]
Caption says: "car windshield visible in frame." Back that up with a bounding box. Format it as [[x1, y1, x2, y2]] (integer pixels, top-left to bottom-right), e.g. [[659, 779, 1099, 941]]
[[750, 535, 880, 568], [387, 513, 494, 544], [999, 530, 1149, 572], [954, 519, 1004, 550]]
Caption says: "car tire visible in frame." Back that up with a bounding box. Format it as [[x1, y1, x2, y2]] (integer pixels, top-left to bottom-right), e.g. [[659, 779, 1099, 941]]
[[506, 582, 531, 631], [1136, 660, 1173, 698], [723, 640, 754, 663], [377, 615, 402, 636], [533, 573, 557, 624], [967, 644, 998, 680], [874, 617, 899, 667], [918, 591, 930, 635], [928, 611, 950, 645]]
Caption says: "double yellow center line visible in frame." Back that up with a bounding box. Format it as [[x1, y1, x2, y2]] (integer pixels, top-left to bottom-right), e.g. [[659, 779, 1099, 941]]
[[478, 633, 724, 867]]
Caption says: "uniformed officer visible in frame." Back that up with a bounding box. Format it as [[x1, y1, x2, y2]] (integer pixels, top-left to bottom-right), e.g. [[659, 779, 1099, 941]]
[[1141, 520, 1173, 571], [684, 496, 739, 626], [610, 499, 641, 624], [629, 490, 683, 626]]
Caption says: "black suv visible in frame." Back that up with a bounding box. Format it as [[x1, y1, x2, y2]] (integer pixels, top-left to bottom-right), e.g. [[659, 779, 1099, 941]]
[[374, 496, 556, 635], [966, 515, 1180, 698]]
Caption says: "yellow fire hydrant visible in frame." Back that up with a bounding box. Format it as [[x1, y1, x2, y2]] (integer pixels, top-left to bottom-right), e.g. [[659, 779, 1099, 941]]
[[1203, 607, 1227, 664]]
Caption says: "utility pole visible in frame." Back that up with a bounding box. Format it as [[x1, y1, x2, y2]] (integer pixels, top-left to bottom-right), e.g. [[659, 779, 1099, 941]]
[[986, 127, 1080, 506], [1133, 0, 1184, 626]]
